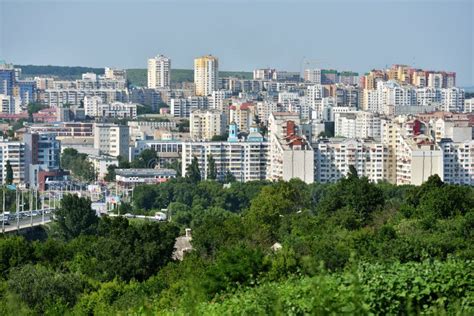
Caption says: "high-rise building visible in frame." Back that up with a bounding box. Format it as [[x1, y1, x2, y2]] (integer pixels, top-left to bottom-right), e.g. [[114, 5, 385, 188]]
[[93, 123, 130, 158], [190, 109, 224, 141], [182, 128, 268, 182], [303, 69, 321, 84], [0, 138, 26, 184], [315, 138, 387, 183], [0, 63, 17, 96], [268, 113, 314, 183], [147, 55, 171, 89], [253, 68, 276, 81], [194, 55, 218, 96], [440, 139, 474, 186]]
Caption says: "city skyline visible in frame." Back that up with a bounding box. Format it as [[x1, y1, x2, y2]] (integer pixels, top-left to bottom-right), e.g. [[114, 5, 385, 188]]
[[1, 0, 472, 86]]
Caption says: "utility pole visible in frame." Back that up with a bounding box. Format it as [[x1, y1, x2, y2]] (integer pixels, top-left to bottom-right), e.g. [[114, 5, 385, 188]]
[[2, 186, 5, 234], [29, 188, 33, 227], [16, 189, 19, 231], [41, 195, 45, 224]]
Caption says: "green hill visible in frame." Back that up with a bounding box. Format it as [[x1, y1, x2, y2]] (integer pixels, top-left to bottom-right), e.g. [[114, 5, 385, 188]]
[[16, 65, 252, 87]]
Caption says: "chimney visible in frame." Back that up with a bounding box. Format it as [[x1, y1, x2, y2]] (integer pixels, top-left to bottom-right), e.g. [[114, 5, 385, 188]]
[[185, 228, 192, 239]]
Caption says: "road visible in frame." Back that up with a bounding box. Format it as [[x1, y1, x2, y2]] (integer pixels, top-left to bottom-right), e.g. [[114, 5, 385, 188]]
[[2, 214, 52, 233]]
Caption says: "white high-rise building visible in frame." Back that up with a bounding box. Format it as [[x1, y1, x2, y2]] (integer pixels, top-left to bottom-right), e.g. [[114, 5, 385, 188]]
[[464, 98, 474, 113], [0, 139, 26, 184], [440, 139, 474, 186], [181, 134, 269, 182], [83, 95, 103, 117], [441, 87, 464, 112], [315, 138, 387, 183], [170, 96, 208, 118], [93, 123, 130, 158], [148, 55, 171, 89], [194, 55, 218, 96], [334, 111, 382, 140]]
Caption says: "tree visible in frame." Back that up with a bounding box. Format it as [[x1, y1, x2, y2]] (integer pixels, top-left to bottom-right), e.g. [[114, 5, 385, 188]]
[[55, 194, 98, 240], [8, 264, 85, 313], [207, 155, 217, 180], [104, 165, 117, 182], [5, 160, 13, 185], [130, 148, 157, 168], [223, 170, 236, 184], [186, 156, 201, 183]]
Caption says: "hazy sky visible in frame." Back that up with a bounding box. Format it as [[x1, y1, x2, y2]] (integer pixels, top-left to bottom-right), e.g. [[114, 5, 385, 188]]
[[1, 0, 473, 86]]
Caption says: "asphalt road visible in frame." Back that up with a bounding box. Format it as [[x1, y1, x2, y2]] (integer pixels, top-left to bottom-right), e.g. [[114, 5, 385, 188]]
[[1, 214, 52, 233]]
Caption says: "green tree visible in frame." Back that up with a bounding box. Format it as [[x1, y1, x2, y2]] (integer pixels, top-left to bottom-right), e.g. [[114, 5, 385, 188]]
[[207, 155, 217, 180], [131, 148, 157, 168], [223, 170, 236, 183], [8, 264, 85, 314], [186, 156, 201, 183], [104, 164, 117, 182], [5, 160, 13, 185], [55, 194, 98, 240]]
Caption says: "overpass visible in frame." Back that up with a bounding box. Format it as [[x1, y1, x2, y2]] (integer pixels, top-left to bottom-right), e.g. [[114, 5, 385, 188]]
[[2, 210, 54, 234]]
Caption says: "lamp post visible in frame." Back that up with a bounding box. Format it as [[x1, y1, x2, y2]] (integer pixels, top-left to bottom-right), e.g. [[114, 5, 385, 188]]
[[2, 186, 5, 234]]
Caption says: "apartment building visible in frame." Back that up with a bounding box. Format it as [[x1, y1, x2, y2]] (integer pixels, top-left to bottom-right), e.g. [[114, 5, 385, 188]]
[[440, 139, 474, 186], [181, 133, 269, 182], [194, 55, 218, 96], [170, 96, 208, 118], [268, 113, 314, 183], [304, 69, 321, 84], [253, 68, 276, 80], [229, 102, 256, 133], [148, 55, 171, 89], [314, 138, 387, 183], [0, 139, 26, 184], [93, 123, 130, 158], [396, 134, 443, 185], [130, 140, 183, 167], [190, 109, 224, 141], [42, 89, 128, 107], [97, 102, 138, 119], [334, 111, 382, 140]]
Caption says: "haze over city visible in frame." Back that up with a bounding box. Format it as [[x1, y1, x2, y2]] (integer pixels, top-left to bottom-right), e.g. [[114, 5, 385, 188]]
[[1, 0, 473, 86]]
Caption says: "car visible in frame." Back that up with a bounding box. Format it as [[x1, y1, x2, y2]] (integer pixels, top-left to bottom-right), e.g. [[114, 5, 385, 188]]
[[124, 213, 135, 218]]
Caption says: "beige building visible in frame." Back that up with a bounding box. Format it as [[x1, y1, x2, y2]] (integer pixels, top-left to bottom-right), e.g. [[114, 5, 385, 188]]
[[148, 55, 171, 89], [396, 134, 443, 185], [268, 113, 314, 183], [229, 102, 256, 133], [194, 55, 218, 96], [88, 154, 119, 180], [190, 109, 224, 141]]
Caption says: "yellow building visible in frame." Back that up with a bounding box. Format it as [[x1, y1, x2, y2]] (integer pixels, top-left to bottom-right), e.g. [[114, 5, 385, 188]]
[[194, 55, 218, 96]]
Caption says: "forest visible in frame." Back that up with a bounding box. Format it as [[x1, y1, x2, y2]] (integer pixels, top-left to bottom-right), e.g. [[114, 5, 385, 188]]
[[0, 171, 473, 314]]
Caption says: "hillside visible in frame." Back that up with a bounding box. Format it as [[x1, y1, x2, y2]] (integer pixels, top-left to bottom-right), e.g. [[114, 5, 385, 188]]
[[16, 65, 252, 87], [0, 174, 472, 314], [126, 68, 253, 87]]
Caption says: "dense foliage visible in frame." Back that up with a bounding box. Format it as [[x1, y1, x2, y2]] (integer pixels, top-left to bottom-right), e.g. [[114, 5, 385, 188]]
[[0, 174, 473, 314], [126, 68, 252, 87], [16, 65, 104, 80], [60, 148, 95, 181]]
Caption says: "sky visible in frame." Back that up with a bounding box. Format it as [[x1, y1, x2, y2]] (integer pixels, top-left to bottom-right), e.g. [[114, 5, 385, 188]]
[[1, 0, 473, 86]]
